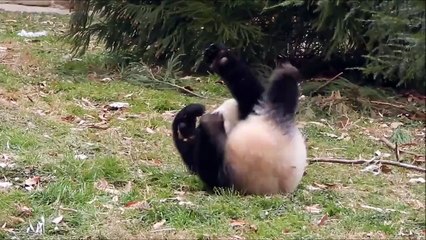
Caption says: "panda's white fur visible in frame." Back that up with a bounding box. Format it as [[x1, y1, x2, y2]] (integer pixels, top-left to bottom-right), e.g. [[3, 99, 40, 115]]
[[212, 98, 240, 134], [211, 98, 307, 195], [225, 114, 307, 195]]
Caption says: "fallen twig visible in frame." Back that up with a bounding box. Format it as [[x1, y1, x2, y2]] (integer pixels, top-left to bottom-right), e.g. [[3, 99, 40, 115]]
[[360, 204, 407, 214], [147, 70, 207, 99], [370, 100, 405, 109], [380, 137, 422, 157], [310, 72, 343, 95], [150, 227, 176, 233], [308, 157, 426, 173], [59, 206, 78, 213]]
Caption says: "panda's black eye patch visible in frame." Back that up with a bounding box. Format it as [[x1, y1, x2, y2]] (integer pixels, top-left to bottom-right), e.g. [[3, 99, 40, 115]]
[[203, 43, 227, 64]]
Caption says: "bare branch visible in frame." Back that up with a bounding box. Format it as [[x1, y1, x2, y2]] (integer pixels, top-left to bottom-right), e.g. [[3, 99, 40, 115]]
[[308, 157, 426, 173], [380, 137, 422, 157], [310, 72, 343, 95], [147, 70, 208, 99], [370, 100, 405, 109]]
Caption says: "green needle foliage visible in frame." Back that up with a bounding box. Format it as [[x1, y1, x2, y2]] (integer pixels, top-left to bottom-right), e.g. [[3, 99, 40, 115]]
[[67, 0, 425, 91]]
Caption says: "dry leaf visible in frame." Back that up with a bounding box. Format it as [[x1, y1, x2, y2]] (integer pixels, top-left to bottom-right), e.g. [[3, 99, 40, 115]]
[[306, 185, 322, 191], [98, 113, 108, 121], [317, 214, 329, 226], [74, 154, 88, 160], [123, 181, 132, 193], [313, 182, 328, 189], [408, 177, 425, 184], [324, 133, 339, 138], [146, 127, 155, 134], [380, 165, 392, 174], [7, 216, 25, 226], [88, 122, 110, 130], [305, 204, 322, 214], [231, 235, 244, 240], [17, 205, 32, 217], [107, 102, 129, 111], [94, 179, 120, 195], [173, 190, 186, 196], [361, 165, 381, 175], [414, 155, 425, 162], [0, 181, 13, 190], [101, 204, 114, 210], [24, 176, 40, 186], [308, 182, 338, 191], [124, 201, 150, 210], [0, 226, 15, 234], [51, 215, 63, 224], [249, 224, 258, 232], [178, 200, 195, 207], [390, 122, 403, 129], [337, 132, 350, 140], [153, 219, 166, 230], [361, 204, 385, 212], [230, 219, 246, 228], [61, 115, 76, 123]]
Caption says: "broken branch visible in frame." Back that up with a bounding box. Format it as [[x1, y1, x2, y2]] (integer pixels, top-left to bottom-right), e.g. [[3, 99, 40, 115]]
[[370, 100, 405, 109], [147, 70, 207, 99], [308, 157, 426, 173], [380, 137, 422, 157], [310, 72, 343, 95]]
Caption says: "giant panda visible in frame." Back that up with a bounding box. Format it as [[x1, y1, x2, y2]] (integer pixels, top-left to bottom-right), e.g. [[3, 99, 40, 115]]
[[172, 43, 307, 195]]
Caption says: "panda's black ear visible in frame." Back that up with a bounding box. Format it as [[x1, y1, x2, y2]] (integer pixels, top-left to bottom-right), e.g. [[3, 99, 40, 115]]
[[275, 54, 290, 67], [203, 43, 227, 64]]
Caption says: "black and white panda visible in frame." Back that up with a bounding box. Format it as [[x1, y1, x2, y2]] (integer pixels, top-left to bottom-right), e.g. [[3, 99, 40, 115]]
[[172, 44, 307, 195]]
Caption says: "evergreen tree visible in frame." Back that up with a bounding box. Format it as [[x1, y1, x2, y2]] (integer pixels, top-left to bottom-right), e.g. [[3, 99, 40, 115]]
[[67, 0, 425, 91]]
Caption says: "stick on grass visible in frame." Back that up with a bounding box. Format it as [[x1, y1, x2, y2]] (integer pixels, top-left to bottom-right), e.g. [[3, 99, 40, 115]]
[[308, 157, 426, 173]]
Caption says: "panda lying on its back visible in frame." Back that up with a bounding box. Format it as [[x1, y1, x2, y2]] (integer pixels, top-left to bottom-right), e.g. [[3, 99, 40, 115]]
[[172, 44, 307, 195]]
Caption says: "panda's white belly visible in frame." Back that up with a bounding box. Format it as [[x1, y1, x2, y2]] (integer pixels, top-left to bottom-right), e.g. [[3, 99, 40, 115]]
[[224, 115, 307, 195]]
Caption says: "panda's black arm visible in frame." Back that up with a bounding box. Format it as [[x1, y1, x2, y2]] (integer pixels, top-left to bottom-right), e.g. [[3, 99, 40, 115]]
[[172, 104, 206, 173], [194, 113, 231, 190], [204, 44, 264, 120]]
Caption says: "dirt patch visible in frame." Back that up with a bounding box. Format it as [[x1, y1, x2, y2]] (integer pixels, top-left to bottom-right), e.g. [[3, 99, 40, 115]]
[[0, 3, 70, 14], [0, 42, 43, 75]]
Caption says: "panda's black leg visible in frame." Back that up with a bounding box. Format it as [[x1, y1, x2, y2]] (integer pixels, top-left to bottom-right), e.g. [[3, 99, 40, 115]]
[[266, 63, 302, 118], [204, 44, 264, 119], [193, 113, 230, 190]]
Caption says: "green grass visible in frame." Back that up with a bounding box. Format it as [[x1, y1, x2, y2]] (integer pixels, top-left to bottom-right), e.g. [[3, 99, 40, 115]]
[[0, 11, 424, 239]]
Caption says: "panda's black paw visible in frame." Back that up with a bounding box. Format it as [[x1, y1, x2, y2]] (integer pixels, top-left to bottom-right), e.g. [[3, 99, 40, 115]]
[[177, 122, 194, 140], [203, 43, 228, 64], [181, 103, 206, 118]]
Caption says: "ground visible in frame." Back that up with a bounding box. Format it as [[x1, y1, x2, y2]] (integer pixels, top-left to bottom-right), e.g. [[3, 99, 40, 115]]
[[0, 11, 425, 240]]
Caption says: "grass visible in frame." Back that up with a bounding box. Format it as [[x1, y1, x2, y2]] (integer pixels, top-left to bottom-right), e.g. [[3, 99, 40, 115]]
[[0, 11, 425, 240]]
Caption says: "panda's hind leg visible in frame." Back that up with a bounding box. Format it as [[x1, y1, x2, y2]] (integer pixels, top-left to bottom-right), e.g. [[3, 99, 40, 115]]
[[193, 113, 231, 190]]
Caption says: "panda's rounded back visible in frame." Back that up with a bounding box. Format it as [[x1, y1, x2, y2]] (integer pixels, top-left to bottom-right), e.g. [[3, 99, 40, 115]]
[[224, 115, 307, 195]]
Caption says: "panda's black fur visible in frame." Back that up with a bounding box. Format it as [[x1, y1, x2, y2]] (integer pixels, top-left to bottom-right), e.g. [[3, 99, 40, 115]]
[[172, 44, 307, 195]]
